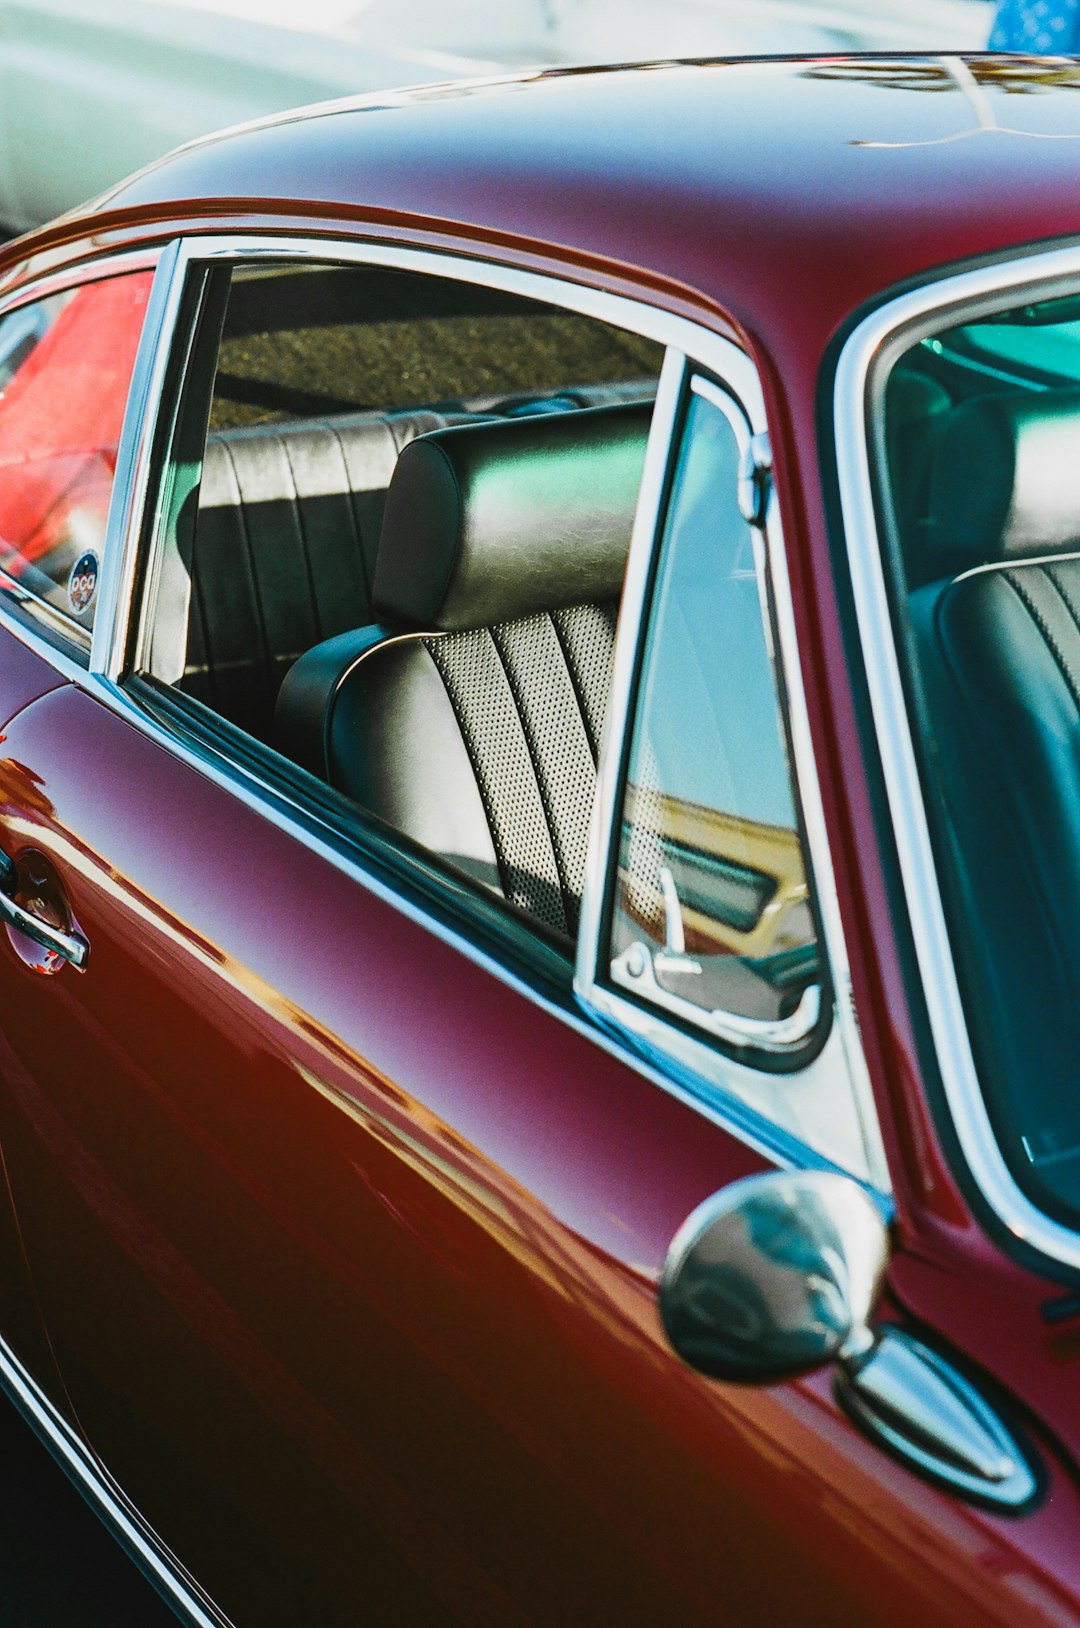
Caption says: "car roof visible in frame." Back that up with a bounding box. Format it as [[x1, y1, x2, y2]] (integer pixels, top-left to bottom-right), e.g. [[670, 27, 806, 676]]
[[87, 56, 1080, 322], [20, 55, 1080, 377]]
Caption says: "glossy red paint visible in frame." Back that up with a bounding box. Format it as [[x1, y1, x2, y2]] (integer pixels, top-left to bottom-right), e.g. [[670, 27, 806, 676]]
[[0, 673, 1073, 1628], [71, 61, 1080, 334], [0, 54, 1076, 1625], [22, 61, 1080, 1247]]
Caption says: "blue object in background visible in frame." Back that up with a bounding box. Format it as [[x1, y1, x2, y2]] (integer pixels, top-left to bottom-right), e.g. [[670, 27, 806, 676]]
[[989, 0, 1080, 51]]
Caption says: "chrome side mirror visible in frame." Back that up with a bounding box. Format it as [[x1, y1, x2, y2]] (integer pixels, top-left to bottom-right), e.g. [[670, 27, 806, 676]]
[[661, 1169, 1039, 1510], [660, 1169, 887, 1383]]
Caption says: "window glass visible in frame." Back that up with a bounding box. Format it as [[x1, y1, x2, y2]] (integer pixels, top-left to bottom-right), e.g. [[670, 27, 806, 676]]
[[608, 385, 820, 1050], [879, 291, 1080, 1227], [956, 316, 1080, 383], [0, 270, 152, 636]]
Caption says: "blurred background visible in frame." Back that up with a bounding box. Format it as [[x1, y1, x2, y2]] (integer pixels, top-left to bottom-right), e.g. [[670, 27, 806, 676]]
[[0, 0, 995, 231]]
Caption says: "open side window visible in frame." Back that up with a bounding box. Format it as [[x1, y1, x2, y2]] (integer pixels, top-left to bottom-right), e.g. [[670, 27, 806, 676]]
[[133, 254, 664, 960]]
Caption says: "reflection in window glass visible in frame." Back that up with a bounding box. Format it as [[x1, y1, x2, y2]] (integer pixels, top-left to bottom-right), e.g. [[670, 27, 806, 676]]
[[0, 270, 152, 631], [881, 291, 1080, 1226], [610, 388, 819, 1042]]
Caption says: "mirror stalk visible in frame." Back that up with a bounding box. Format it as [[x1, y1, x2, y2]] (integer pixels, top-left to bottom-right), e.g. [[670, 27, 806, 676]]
[[661, 1170, 1038, 1510]]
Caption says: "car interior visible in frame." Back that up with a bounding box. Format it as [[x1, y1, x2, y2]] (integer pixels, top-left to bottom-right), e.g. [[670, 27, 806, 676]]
[[273, 401, 650, 937], [122, 252, 835, 1076], [0, 244, 846, 1169], [881, 300, 1080, 1224], [140, 261, 664, 948]]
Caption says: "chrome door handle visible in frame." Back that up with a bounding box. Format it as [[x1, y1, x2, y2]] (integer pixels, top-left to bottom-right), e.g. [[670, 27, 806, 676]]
[[0, 851, 89, 970]]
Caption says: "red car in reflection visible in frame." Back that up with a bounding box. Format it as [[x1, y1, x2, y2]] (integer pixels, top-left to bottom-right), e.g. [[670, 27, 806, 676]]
[[0, 50, 1079, 1628], [0, 273, 149, 591]]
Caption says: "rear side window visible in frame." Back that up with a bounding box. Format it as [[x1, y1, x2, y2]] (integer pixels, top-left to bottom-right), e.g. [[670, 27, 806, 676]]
[[136, 255, 662, 948], [0, 270, 152, 643]]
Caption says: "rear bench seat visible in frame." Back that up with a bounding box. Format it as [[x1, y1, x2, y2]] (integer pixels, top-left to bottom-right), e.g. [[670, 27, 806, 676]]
[[180, 381, 653, 741]]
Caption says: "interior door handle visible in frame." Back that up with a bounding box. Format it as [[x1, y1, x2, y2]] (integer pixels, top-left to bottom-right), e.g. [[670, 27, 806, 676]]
[[0, 851, 89, 970]]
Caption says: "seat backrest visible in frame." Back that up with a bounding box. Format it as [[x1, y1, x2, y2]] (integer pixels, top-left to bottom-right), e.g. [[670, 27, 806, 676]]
[[182, 406, 470, 738], [181, 383, 655, 742], [909, 387, 1080, 1164], [275, 402, 652, 937]]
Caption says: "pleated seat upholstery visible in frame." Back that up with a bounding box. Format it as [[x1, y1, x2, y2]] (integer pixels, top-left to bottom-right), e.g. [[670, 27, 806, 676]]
[[182, 408, 471, 739], [181, 385, 654, 742], [275, 402, 652, 936]]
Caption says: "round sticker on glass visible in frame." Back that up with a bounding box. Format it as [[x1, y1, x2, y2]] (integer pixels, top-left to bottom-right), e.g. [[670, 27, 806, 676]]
[[68, 551, 99, 617]]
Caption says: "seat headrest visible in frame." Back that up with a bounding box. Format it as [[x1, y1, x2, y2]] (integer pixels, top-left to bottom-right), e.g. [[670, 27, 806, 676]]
[[925, 388, 1080, 579], [373, 402, 651, 631], [886, 367, 953, 434]]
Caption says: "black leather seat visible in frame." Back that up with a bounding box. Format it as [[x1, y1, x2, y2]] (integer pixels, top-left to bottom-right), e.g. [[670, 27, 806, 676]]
[[909, 387, 1080, 1203], [181, 407, 481, 739], [275, 402, 651, 937], [180, 385, 655, 742], [884, 364, 953, 586]]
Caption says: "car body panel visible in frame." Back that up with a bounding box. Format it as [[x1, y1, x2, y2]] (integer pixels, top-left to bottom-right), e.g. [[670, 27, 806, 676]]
[[0, 683, 1076, 1626], [0, 621, 74, 1405], [81, 58, 1080, 336], [57, 53, 1072, 1262], [0, 51, 1077, 1625], [0, 624, 67, 726]]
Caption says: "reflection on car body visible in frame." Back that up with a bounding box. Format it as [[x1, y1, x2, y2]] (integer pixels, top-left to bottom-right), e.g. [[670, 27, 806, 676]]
[[0, 48, 1077, 1628]]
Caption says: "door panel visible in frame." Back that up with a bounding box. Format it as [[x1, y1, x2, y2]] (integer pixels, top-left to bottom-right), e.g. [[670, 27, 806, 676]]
[[0, 681, 1073, 1626], [0, 628, 66, 729], [0, 1091, 54, 1391], [0, 631, 68, 1389]]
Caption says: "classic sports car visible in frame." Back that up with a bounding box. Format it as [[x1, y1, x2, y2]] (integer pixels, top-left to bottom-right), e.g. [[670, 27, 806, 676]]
[[3, 48, 1080, 1628]]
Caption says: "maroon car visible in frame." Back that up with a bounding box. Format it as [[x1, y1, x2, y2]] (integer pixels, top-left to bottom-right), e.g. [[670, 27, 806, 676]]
[[0, 50, 1079, 1628]]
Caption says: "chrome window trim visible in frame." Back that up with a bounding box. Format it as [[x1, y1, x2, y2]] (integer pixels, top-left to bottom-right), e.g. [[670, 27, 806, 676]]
[[0, 1331, 233, 1627], [576, 350, 888, 1191], [92, 238, 182, 681], [0, 247, 164, 658], [835, 242, 1080, 1270], [0, 230, 886, 1194]]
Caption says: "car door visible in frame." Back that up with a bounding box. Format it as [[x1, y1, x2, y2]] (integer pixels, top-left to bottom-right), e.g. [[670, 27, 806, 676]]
[[0, 250, 158, 1397], [0, 237, 1071, 1628]]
